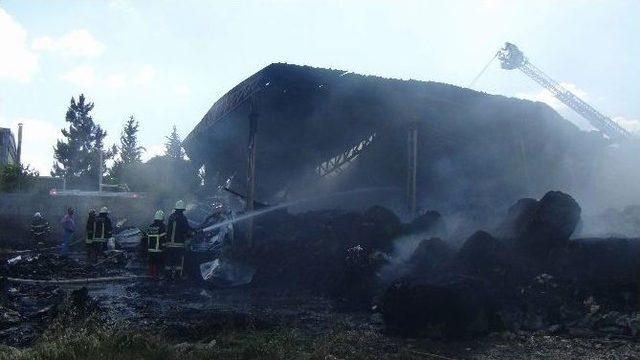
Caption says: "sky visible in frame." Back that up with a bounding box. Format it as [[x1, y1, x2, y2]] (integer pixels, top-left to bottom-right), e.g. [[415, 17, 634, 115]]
[[0, 0, 638, 174]]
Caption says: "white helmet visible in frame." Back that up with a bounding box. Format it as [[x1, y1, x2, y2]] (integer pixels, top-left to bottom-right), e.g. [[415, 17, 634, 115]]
[[100, 206, 109, 214], [154, 210, 165, 220], [34, 212, 42, 218], [175, 200, 186, 210]]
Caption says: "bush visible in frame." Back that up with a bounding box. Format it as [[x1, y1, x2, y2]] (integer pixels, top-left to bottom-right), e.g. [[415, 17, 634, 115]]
[[0, 164, 39, 192]]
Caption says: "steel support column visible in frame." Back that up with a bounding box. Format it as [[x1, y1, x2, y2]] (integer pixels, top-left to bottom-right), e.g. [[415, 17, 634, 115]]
[[246, 99, 259, 244], [406, 123, 418, 218]]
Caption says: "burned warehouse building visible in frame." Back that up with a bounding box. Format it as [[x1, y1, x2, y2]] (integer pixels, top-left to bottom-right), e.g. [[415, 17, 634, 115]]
[[5, 2, 640, 357], [184, 63, 605, 216]]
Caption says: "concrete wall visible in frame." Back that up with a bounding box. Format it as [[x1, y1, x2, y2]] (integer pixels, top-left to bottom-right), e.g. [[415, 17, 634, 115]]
[[0, 192, 158, 248]]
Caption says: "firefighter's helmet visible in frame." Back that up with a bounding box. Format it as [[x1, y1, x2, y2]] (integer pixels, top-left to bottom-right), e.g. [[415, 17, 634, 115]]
[[154, 210, 165, 220]]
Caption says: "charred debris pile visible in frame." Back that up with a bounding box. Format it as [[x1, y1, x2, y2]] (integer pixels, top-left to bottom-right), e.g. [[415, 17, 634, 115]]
[[226, 190, 640, 338], [2, 252, 128, 280], [2, 190, 640, 345]]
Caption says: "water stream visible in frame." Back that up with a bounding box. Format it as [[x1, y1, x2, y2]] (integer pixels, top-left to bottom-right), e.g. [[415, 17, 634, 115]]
[[200, 187, 401, 233]]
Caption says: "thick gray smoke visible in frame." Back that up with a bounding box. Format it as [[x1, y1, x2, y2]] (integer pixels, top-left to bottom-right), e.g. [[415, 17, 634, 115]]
[[378, 232, 427, 284], [573, 140, 640, 237]]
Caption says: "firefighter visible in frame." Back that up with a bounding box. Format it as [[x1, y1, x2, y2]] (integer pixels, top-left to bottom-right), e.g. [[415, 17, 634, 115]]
[[85, 209, 97, 262], [147, 210, 166, 279], [165, 200, 194, 279], [30, 212, 50, 247], [93, 207, 113, 256]]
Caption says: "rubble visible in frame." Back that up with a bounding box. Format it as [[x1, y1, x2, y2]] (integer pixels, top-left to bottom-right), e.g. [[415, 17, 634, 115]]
[[361, 206, 402, 252], [517, 191, 582, 257], [496, 197, 538, 239], [382, 278, 498, 338], [407, 237, 454, 275], [381, 191, 640, 339], [1, 189, 640, 356], [200, 258, 256, 287], [0, 283, 63, 347], [236, 206, 401, 292], [3, 253, 126, 280], [403, 210, 447, 238], [457, 230, 508, 276]]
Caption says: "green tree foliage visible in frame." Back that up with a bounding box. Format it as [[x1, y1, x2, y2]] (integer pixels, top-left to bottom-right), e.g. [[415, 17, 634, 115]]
[[52, 94, 115, 188], [165, 125, 185, 160], [110, 115, 144, 183], [0, 164, 39, 192]]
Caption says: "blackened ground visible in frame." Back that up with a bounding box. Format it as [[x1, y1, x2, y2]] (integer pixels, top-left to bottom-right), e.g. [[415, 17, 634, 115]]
[[3, 196, 640, 358], [4, 272, 640, 360], [3, 281, 640, 359]]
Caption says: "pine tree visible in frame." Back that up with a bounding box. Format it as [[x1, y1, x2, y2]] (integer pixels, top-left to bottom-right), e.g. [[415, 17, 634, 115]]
[[52, 94, 114, 187], [165, 125, 184, 160], [111, 115, 144, 182], [120, 116, 144, 164]]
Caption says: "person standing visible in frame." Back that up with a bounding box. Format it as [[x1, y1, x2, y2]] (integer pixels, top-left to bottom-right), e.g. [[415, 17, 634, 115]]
[[165, 200, 195, 279], [146, 210, 167, 279], [93, 207, 113, 256], [30, 212, 50, 247], [60, 207, 75, 256], [85, 209, 97, 262]]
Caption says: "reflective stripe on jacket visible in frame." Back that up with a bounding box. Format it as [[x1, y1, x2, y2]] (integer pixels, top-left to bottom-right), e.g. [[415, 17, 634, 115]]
[[147, 221, 166, 252], [93, 215, 113, 242]]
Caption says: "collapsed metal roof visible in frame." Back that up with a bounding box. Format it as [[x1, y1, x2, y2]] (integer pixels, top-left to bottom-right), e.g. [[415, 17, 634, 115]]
[[184, 63, 604, 213]]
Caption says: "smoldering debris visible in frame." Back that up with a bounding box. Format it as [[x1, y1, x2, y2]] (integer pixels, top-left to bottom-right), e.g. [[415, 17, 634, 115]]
[[200, 258, 256, 287], [225, 206, 406, 294], [2, 191, 640, 352], [3, 253, 129, 280], [0, 285, 61, 346], [380, 191, 640, 339]]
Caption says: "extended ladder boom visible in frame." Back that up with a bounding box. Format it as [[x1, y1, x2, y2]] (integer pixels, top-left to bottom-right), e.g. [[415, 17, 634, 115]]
[[498, 42, 630, 140]]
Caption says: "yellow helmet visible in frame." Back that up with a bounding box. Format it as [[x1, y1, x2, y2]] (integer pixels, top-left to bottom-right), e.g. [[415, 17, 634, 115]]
[[154, 210, 165, 220], [100, 206, 109, 214], [175, 200, 186, 210]]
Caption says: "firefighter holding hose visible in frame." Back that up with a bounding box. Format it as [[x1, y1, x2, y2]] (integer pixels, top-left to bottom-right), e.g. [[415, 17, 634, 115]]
[[146, 210, 166, 279], [165, 200, 195, 279]]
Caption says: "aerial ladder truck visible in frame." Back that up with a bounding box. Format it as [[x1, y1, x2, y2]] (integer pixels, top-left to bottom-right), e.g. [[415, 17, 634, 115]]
[[497, 42, 630, 141]]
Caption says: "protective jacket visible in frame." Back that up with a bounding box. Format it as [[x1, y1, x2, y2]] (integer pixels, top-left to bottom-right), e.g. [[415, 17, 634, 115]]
[[147, 220, 166, 252], [31, 217, 50, 237], [85, 213, 97, 244], [166, 210, 193, 247], [94, 213, 113, 242]]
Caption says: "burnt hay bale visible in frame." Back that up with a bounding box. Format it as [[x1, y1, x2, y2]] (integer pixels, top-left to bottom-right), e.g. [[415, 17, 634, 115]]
[[361, 206, 402, 252], [403, 210, 447, 238], [496, 197, 538, 239], [458, 230, 507, 274], [408, 237, 454, 275], [521, 191, 581, 256]]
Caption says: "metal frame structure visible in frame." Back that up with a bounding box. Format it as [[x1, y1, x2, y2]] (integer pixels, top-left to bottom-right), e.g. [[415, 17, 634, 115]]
[[406, 124, 418, 217], [498, 42, 630, 140], [316, 133, 376, 178]]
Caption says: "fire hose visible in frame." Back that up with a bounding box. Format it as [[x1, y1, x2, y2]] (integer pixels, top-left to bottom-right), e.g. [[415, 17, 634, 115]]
[[1, 275, 148, 285]]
